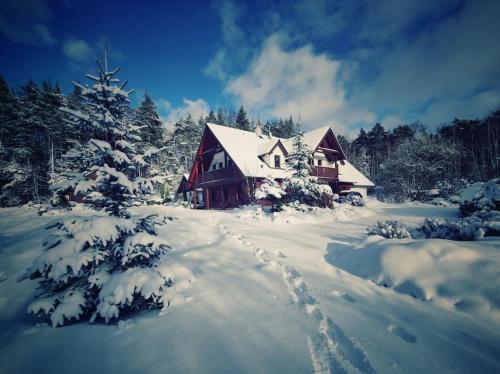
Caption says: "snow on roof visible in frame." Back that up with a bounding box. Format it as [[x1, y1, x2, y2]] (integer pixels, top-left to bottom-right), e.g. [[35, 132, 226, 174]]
[[206, 123, 360, 181], [257, 139, 281, 155], [302, 126, 332, 150], [207, 123, 289, 179], [183, 173, 190, 180], [338, 160, 375, 187], [281, 125, 344, 157]]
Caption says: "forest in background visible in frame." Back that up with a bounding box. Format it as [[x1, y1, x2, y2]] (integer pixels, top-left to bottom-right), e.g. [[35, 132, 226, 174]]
[[0, 73, 498, 207]]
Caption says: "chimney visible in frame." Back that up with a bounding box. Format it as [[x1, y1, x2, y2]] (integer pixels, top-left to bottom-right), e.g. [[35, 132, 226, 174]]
[[255, 126, 263, 137]]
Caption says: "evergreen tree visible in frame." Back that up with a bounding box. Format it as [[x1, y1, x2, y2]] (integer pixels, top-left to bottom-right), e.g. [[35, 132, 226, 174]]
[[0, 75, 19, 149], [235, 105, 250, 131], [216, 107, 224, 125], [22, 56, 172, 326], [205, 109, 217, 124], [17, 80, 49, 202], [282, 132, 333, 208], [170, 114, 203, 172], [134, 93, 164, 148], [0, 75, 24, 206]]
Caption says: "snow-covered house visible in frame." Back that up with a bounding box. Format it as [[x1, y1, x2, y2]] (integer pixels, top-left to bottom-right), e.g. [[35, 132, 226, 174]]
[[180, 123, 374, 209]]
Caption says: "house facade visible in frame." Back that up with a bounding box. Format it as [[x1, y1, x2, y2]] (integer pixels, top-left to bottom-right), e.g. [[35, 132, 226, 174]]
[[180, 123, 374, 209]]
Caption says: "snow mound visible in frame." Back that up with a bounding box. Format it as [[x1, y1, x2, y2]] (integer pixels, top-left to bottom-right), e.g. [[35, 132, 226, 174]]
[[326, 236, 500, 321], [460, 179, 500, 216]]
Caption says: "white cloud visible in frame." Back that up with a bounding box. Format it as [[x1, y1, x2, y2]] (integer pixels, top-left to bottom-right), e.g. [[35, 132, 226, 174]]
[[203, 49, 227, 81], [226, 35, 375, 132], [63, 39, 92, 62], [156, 99, 172, 112], [162, 98, 210, 125], [214, 0, 244, 46], [204, 0, 251, 81]]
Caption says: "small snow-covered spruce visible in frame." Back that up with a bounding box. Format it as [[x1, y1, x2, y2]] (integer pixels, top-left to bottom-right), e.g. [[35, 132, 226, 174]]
[[21, 54, 172, 327], [367, 220, 412, 239], [254, 176, 285, 211], [282, 132, 334, 209]]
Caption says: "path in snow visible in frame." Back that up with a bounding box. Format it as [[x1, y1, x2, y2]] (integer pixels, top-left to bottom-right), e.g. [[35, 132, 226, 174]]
[[215, 220, 374, 374]]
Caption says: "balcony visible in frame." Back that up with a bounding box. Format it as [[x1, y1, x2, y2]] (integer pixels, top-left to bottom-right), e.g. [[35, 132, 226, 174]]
[[312, 166, 338, 179], [196, 167, 240, 186]]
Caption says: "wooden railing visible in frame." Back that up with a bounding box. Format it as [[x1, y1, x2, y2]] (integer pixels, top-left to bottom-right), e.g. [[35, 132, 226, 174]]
[[312, 166, 338, 179], [196, 167, 238, 185]]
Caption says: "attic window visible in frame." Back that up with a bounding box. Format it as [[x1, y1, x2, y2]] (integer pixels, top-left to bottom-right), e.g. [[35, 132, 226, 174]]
[[317, 159, 322, 166], [274, 155, 281, 168], [218, 162, 223, 169]]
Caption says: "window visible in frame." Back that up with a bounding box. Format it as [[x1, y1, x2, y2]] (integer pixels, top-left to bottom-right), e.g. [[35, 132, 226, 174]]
[[317, 159, 322, 166], [274, 155, 281, 168], [218, 162, 223, 169], [212, 164, 217, 170]]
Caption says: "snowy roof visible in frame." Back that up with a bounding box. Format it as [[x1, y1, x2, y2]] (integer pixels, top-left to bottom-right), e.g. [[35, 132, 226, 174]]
[[205, 123, 363, 182], [338, 160, 375, 187], [207, 123, 289, 178], [257, 139, 281, 155], [183, 173, 189, 181]]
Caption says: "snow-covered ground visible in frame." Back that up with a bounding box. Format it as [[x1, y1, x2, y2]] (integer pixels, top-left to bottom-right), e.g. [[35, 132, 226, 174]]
[[1, 201, 500, 373]]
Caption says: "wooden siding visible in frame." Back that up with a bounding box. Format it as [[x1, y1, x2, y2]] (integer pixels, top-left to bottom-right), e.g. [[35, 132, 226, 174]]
[[312, 166, 338, 179]]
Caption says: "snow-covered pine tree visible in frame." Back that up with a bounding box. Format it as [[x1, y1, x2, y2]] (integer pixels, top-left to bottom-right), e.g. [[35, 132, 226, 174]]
[[134, 93, 164, 149], [17, 81, 50, 202], [21, 55, 172, 327], [0, 75, 27, 206], [131, 92, 174, 200], [283, 132, 333, 208], [170, 114, 203, 172]]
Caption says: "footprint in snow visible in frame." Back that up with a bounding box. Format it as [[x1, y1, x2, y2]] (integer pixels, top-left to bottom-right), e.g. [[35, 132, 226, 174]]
[[309, 316, 375, 374], [387, 324, 417, 343], [331, 290, 356, 303], [273, 250, 286, 259]]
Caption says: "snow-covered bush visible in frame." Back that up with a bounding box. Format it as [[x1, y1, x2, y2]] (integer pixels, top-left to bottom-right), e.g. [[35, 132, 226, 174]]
[[254, 176, 285, 211], [367, 220, 412, 239], [22, 57, 173, 326], [435, 178, 468, 200], [282, 177, 334, 209], [413, 213, 500, 241], [336, 191, 365, 207], [175, 199, 191, 208], [459, 179, 500, 217], [369, 213, 499, 242]]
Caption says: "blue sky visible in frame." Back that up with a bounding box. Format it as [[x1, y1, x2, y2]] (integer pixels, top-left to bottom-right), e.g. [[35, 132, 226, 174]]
[[1, 0, 499, 135]]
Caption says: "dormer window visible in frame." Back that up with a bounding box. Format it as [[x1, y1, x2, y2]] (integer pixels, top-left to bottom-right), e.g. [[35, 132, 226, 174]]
[[274, 155, 281, 168]]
